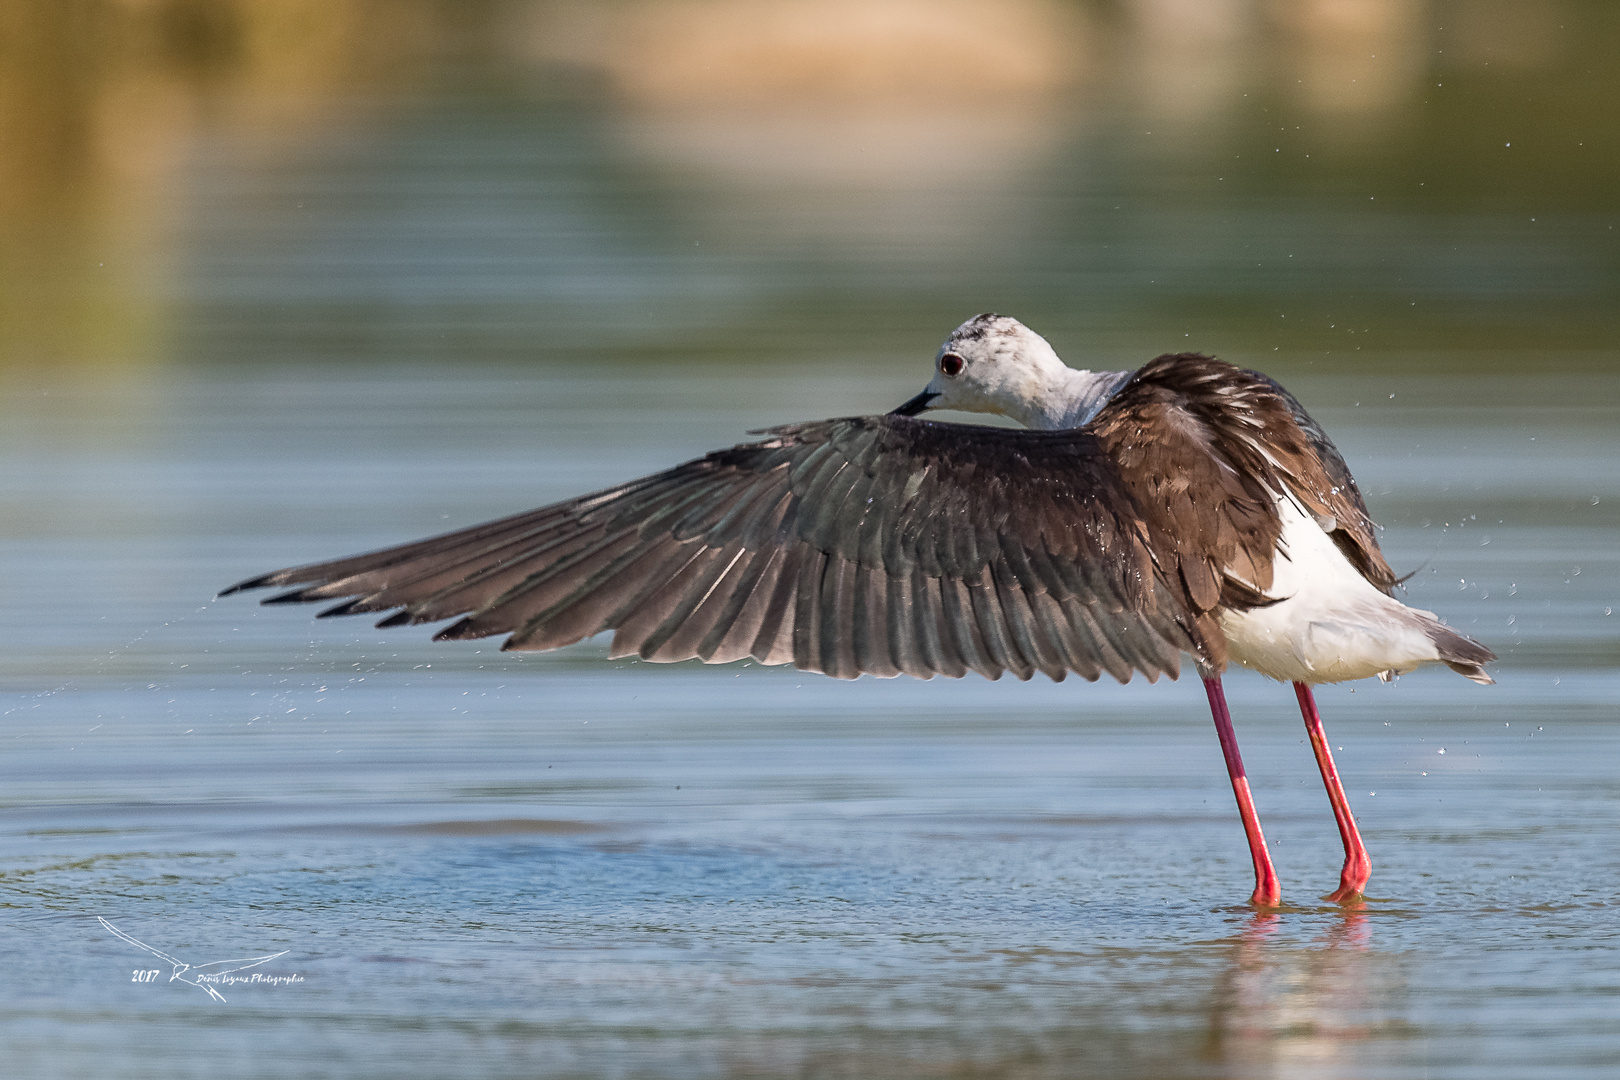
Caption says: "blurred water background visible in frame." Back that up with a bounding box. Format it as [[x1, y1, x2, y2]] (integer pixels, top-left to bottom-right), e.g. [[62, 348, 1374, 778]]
[[2, 2, 1618, 1077]]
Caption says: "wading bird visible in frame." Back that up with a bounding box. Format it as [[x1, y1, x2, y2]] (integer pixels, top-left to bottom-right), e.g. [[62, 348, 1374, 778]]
[[225, 314, 1494, 906]]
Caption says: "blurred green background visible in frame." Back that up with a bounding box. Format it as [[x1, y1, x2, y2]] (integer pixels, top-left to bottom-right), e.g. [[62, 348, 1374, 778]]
[[2, 0, 1616, 379]]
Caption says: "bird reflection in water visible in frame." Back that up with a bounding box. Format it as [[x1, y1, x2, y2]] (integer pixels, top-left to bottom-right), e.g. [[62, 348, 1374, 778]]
[[1203, 911, 1405, 1075]]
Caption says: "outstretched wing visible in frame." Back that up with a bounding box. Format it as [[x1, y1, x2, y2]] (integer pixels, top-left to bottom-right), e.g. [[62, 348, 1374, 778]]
[[189, 951, 291, 974], [99, 917, 185, 969], [226, 416, 1232, 682], [225, 354, 1336, 682]]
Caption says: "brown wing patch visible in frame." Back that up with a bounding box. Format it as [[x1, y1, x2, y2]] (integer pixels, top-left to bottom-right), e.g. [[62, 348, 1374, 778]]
[[1091, 353, 1399, 659], [1090, 354, 1308, 664]]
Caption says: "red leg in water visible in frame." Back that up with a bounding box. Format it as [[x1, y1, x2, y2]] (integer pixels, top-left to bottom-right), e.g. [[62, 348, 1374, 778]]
[[1294, 681, 1371, 903], [1203, 677, 1281, 907]]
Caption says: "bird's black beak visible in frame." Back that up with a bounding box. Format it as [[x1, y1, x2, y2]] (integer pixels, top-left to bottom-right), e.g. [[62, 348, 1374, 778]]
[[889, 390, 939, 417]]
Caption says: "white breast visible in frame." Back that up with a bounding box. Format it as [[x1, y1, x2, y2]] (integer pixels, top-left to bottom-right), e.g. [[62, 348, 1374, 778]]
[[1218, 495, 1443, 684]]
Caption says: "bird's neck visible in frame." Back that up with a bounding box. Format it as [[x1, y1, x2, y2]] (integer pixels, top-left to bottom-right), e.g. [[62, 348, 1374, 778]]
[[1002, 367, 1133, 430]]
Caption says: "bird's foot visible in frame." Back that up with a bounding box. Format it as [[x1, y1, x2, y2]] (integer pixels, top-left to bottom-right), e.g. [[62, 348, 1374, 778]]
[[1248, 878, 1282, 909], [1323, 857, 1371, 906]]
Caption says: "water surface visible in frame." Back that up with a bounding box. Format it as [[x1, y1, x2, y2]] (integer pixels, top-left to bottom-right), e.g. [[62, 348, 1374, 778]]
[[4, 365, 1617, 1079]]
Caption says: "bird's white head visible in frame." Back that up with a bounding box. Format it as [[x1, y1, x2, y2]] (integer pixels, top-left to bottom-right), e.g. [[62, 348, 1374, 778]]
[[891, 314, 1120, 430]]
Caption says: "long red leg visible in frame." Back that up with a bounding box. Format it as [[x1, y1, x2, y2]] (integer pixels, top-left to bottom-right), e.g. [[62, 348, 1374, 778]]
[[1203, 676, 1281, 907], [1294, 681, 1371, 903]]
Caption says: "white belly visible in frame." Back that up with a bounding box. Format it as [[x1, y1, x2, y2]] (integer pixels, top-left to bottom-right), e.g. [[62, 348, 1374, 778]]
[[1218, 495, 1442, 684]]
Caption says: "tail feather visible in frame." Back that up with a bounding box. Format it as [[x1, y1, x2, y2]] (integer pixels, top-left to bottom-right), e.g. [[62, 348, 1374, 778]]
[[1425, 618, 1497, 685]]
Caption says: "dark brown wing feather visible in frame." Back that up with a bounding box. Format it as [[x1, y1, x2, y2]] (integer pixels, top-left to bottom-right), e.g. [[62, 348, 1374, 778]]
[[226, 354, 1378, 682], [225, 415, 1226, 682], [1097, 354, 1399, 607], [1089, 354, 1293, 654], [1247, 372, 1397, 592]]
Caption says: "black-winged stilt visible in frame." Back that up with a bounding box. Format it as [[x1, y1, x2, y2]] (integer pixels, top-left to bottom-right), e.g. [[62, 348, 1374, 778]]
[[225, 314, 1495, 906]]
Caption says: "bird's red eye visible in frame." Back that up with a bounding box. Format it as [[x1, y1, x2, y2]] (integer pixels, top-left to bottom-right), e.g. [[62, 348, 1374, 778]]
[[939, 353, 964, 377]]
